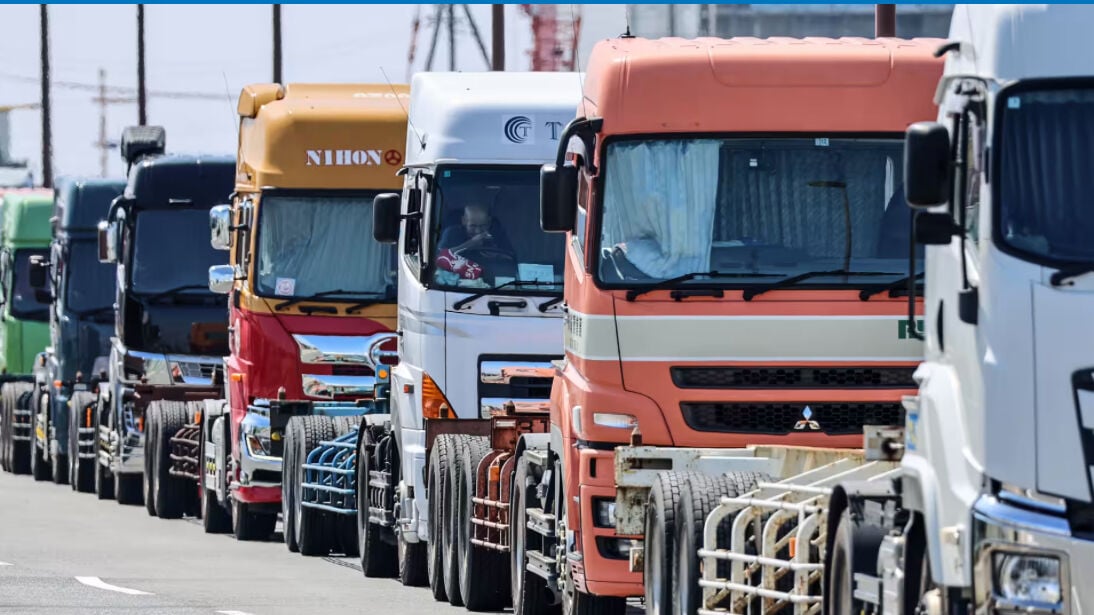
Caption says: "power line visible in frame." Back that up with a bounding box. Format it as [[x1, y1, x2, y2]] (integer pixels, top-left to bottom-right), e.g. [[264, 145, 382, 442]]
[[0, 69, 224, 101]]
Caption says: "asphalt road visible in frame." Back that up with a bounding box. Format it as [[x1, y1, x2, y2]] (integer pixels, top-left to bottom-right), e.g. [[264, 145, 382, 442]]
[[0, 470, 509, 615]]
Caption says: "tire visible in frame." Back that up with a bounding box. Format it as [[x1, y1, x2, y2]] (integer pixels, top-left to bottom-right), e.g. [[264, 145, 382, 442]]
[[281, 418, 300, 552], [201, 417, 231, 534], [398, 525, 428, 586], [115, 473, 143, 505], [443, 434, 469, 606], [458, 436, 508, 611], [427, 435, 452, 602], [673, 472, 771, 615], [45, 391, 68, 485], [9, 383, 34, 475], [566, 591, 625, 615], [143, 402, 160, 516], [154, 401, 189, 519], [332, 415, 362, 557], [510, 455, 557, 615], [643, 471, 701, 615], [69, 391, 96, 493], [824, 508, 889, 615], [293, 415, 334, 554], [357, 422, 395, 575], [233, 498, 277, 541]]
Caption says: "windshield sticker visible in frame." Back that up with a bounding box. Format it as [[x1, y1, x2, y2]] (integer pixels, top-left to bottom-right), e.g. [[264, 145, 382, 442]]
[[275, 277, 296, 296], [815, 138, 830, 147], [1008, 96, 1021, 109], [518, 263, 554, 283]]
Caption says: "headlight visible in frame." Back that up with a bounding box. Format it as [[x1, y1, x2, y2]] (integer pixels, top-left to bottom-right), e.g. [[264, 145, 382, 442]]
[[592, 412, 637, 429], [994, 552, 1062, 608], [592, 497, 616, 528], [241, 413, 273, 457]]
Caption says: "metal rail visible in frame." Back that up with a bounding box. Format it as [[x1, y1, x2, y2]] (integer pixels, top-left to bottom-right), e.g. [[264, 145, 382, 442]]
[[300, 431, 358, 516]]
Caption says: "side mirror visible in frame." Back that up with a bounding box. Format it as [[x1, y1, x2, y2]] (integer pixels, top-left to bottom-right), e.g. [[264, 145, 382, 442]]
[[904, 121, 952, 208], [914, 211, 960, 245], [373, 193, 401, 244], [210, 204, 232, 251], [28, 254, 48, 289], [540, 163, 578, 233], [97, 220, 118, 263], [208, 264, 234, 294]]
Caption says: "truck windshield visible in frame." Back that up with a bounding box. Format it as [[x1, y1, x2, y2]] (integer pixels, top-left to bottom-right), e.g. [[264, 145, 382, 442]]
[[429, 166, 565, 293], [255, 193, 394, 300], [131, 209, 223, 295], [997, 86, 1094, 265], [597, 137, 916, 288], [8, 248, 51, 320], [65, 240, 116, 312]]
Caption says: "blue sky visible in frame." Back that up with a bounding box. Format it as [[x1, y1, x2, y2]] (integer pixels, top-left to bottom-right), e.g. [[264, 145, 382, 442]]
[[0, 4, 626, 182]]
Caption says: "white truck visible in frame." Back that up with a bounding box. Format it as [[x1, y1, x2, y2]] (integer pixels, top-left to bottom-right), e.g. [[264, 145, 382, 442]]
[[363, 72, 581, 608], [668, 5, 1094, 614]]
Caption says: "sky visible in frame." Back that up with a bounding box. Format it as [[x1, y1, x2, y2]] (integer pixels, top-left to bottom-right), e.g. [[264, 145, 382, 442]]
[[0, 3, 628, 182]]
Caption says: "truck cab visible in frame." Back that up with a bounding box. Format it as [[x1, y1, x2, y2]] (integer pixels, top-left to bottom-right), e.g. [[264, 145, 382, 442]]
[[28, 177, 125, 488], [0, 190, 54, 475], [364, 71, 580, 596], [520, 36, 942, 613], [94, 126, 233, 505], [194, 83, 406, 541]]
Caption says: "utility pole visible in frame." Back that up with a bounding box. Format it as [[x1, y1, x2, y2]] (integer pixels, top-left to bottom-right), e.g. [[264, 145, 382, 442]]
[[875, 4, 896, 37], [98, 69, 107, 177], [491, 4, 504, 70], [137, 4, 147, 125], [448, 5, 456, 71], [272, 4, 282, 83], [40, 4, 52, 187]]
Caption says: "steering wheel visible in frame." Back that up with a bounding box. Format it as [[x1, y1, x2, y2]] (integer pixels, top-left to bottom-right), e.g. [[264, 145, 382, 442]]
[[460, 246, 516, 262]]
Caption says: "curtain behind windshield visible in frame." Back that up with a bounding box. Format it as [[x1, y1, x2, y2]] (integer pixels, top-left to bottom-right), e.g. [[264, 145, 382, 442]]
[[11, 249, 50, 320], [601, 140, 720, 278], [599, 138, 908, 282], [256, 194, 392, 298], [66, 241, 116, 311], [999, 88, 1094, 263]]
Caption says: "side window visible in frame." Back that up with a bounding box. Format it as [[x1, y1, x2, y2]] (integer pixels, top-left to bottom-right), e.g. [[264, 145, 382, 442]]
[[233, 198, 253, 280], [962, 109, 983, 244], [402, 174, 422, 279], [575, 172, 589, 255]]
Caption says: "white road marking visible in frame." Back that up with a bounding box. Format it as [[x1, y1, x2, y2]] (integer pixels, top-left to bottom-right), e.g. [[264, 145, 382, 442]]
[[216, 611, 255, 615], [0, 561, 12, 566], [75, 576, 153, 595]]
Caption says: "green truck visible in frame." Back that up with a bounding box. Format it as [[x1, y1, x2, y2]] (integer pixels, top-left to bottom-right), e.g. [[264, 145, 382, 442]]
[[0, 190, 55, 474]]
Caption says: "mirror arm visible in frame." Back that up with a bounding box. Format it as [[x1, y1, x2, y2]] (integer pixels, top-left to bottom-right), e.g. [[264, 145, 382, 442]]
[[906, 209, 925, 342]]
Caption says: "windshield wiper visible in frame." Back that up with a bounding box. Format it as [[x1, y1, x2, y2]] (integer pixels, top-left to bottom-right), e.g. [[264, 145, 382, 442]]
[[1050, 264, 1094, 287], [274, 289, 367, 311], [71, 305, 116, 319], [742, 270, 896, 301], [858, 272, 925, 301], [451, 280, 561, 312], [625, 271, 779, 301], [142, 284, 211, 304]]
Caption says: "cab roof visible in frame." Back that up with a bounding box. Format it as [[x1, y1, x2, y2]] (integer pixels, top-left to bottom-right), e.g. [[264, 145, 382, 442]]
[[236, 82, 409, 192], [54, 177, 126, 232], [582, 36, 945, 136], [406, 72, 583, 166], [125, 154, 235, 210], [945, 5, 1094, 83], [2, 192, 53, 246]]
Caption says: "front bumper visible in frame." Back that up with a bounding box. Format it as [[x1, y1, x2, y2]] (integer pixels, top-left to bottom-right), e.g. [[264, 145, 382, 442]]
[[972, 495, 1094, 614]]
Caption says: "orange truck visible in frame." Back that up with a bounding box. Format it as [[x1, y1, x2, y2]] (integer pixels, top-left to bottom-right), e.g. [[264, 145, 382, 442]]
[[492, 36, 944, 614]]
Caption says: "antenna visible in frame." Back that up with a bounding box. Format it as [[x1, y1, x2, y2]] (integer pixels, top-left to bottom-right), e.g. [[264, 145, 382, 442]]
[[379, 66, 425, 152], [221, 72, 238, 137], [623, 5, 633, 38]]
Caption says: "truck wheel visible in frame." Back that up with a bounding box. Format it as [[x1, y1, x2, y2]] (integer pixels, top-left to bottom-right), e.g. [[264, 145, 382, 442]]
[[510, 455, 557, 615], [233, 498, 276, 541], [154, 401, 190, 519], [43, 391, 68, 485], [9, 383, 35, 475], [643, 471, 701, 615], [672, 472, 770, 615], [282, 418, 301, 552], [458, 436, 509, 611], [442, 434, 469, 606], [143, 402, 161, 516], [69, 391, 96, 492], [427, 434, 452, 601], [294, 415, 334, 554], [115, 473, 143, 505], [95, 456, 115, 500], [398, 526, 428, 586], [333, 415, 362, 558], [200, 417, 231, 534], [357, 423, 395, 574], [825, 509, 888, 615]]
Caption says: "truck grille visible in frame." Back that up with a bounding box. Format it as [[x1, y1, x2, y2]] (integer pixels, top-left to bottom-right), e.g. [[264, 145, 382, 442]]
[[680, 402, 905, 436], [177, 362, 218, 380], [671, 367, 917, 389]]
